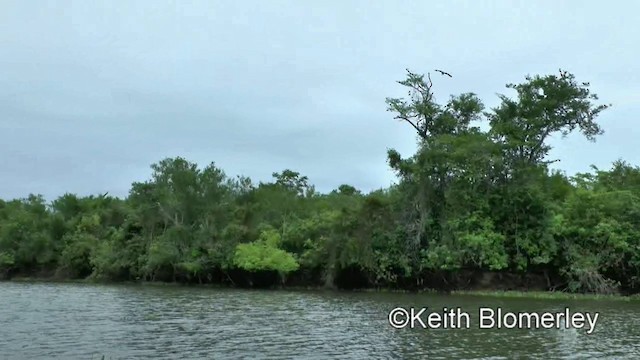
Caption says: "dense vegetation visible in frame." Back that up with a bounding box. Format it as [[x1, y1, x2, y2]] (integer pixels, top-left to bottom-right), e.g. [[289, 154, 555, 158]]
[[2, 69, 639, 295]]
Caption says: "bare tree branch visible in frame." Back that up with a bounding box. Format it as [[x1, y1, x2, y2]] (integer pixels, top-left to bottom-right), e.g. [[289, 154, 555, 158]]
[[434, 69, 452, 77]]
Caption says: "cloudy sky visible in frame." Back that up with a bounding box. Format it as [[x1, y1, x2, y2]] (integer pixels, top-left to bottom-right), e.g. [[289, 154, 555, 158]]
[[1, 1, 638, 200]]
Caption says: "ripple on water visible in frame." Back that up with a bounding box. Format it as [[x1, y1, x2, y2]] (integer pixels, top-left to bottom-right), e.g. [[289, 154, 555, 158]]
[[1, 283, 639, 359]]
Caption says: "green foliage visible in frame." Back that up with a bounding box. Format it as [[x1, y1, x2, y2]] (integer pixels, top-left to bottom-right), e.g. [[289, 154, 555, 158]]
[[0, 252, 15, 269], [489, 69, 610, 165], [449, 213, 509, 271], [233, 228, 299, 274], [3, 68, 638, 296]]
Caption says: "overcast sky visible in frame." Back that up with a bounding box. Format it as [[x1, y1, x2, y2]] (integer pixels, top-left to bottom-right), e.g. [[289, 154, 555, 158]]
[[1, 1, 638, 200]]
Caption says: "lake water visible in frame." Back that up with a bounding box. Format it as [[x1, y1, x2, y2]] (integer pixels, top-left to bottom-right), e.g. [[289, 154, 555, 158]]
[[1, 282, 639, 359]]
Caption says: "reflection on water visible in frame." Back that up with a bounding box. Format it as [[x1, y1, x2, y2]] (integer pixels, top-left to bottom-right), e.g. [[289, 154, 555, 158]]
[[1, 282, 639, 359]]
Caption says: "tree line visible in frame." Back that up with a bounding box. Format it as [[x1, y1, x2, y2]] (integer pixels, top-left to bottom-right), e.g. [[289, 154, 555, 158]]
[[2, 68, 639, 295]]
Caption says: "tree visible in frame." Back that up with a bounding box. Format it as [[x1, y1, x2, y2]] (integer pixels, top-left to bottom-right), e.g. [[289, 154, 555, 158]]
[[0, 67, 635, 296], [490, 69, 610, 167]]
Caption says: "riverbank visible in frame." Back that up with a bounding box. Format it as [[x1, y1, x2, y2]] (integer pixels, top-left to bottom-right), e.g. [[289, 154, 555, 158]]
[[451, 290, 640, 301], [4, 276, 639, 301]]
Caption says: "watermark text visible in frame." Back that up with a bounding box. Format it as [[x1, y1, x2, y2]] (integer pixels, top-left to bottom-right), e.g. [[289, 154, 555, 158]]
[[388, 307, 599, 334]]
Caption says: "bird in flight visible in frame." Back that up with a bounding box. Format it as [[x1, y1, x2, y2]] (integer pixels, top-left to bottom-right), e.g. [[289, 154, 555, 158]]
[[434, 69, 452, 78]]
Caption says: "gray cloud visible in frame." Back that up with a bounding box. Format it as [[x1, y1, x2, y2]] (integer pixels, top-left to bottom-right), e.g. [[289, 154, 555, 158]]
[[1, 0, 639, 199]]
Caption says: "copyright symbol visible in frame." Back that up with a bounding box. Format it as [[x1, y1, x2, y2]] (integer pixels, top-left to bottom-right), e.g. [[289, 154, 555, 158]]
[[388, 307, 410, 329]]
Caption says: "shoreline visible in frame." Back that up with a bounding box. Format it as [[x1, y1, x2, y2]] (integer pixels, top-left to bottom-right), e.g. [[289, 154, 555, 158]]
[[3, 277, 638, 301]]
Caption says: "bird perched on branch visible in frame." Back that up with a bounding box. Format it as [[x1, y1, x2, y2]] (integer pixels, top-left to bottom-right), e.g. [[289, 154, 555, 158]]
[[434, 69, 452, 77]]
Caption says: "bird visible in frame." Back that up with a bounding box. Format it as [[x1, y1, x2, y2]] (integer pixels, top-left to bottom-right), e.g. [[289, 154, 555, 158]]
[[434, 69, 452, 78]]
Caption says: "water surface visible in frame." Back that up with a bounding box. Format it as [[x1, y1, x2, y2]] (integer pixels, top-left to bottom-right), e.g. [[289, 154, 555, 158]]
[[1, 282, 638, 359]]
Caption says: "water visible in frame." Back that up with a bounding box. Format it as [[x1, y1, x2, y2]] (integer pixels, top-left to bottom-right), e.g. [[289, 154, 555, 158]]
[[1, 282, 639, 359]]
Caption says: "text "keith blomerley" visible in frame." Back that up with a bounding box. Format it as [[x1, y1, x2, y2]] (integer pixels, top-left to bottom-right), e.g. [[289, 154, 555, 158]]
[[387, 307, 599, 334]]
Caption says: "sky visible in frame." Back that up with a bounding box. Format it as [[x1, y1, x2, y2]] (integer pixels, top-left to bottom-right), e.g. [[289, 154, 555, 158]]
[[1, 1, 639, 200]]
